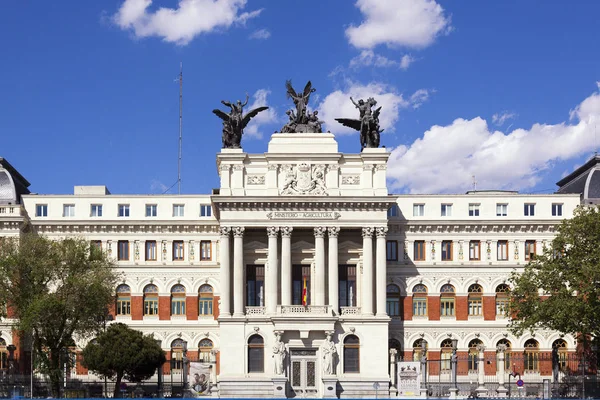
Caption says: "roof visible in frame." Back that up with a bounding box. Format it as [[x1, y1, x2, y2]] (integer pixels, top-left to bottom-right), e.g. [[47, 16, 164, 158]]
[[0, 157, 31, 188], [556, 154, 600, 187]]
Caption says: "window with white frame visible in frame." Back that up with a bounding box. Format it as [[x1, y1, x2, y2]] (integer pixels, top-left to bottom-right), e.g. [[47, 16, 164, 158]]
[[552, 203, 563, 216], [36, 204, 48, 217], [146, 204, 157, 217], [524, 203, 535, 216], [413, 204, 424, 217], [173, 240, 184, 261], [118, 204, 130, 217], [441, 204, 452, 217], [63, 204, 75, 217], [200, 205, 212, 217], [91, 204, 103, 217], [469, 240, 481, 261], [200, 241, 211, 261], [468, 203, 480, 217], [497, 240, 508, 261], [173, 204, 185, 217], [496, 203, 507, 216]]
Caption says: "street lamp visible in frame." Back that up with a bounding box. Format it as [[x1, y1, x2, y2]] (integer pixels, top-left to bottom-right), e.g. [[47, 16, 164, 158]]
[[155, 340, 163, 398], [182, 341, 189, 390]]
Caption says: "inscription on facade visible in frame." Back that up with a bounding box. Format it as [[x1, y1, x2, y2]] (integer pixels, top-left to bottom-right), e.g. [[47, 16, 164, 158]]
[[266, 211, 341, 220]]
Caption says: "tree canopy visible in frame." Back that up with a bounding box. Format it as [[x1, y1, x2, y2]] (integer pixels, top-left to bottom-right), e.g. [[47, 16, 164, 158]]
[[0, 233, 119, 396], [509, 206, 600, 340], [83, 323, 165, 398]]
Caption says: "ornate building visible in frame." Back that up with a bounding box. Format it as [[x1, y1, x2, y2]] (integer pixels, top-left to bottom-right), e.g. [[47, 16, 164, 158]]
[[0, 136, 596, 398]]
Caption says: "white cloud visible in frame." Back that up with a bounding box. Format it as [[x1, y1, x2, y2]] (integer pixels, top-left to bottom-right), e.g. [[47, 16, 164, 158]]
[[150, 179, 169, 193], [346, 0, 451, 49], [492, 111, 517, 126], [318, 82, 431, 135], [249, 28, 270, 40], [244, 89, 278, 139], [400, 54, 416, 70], [387, 89, 600, 194], [113, 0, 262, 45], [410, 88, 434, 109], [349, 50, 415, 70]]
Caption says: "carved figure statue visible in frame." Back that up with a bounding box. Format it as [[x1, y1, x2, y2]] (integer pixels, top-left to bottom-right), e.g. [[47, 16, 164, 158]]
[[307, 110, 324, 133], [335, 97, 383, 150], [273, 332, 286, 375], [322, 332, 337, 375], [281, 110, 297, 133], [280, 80, 323, 133], [213, 94, 269, 149]]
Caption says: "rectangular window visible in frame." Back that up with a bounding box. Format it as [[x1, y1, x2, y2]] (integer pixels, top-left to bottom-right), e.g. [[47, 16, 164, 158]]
[[171, 297, 186, 316], [338, 265, 356, 308], [441, 241, 453, 261], [116, 296, 131, 316], [496, 297, 509, 316], [468, 203, 480, 217], [413, 297, 427, 316], [441, 204, 452, 217], [386, 240, 398, 261], [146, 204, 157, 217], [118, 204, 130, 217], [469, 240, 481, 261], [552, 203, 563, 216], [413, 204, 424, 217], [91, 240, 102, 249], [414, 241, 426, 261], [173, 241, 184, 261], [144, 297, 158, 316], [524, 203, 535, 216], [525, 240, 536, 261], [440, 298, 455, 316], [63, 204, 75, 217], [91, 204, 103, 217], [247, 265, 265, 306], [36, 204, 48, 217], [496, 203, 508, 217], [200, 241, 211, 260], [387, 205, 399, 218], [173, 204, 185, 217], [497, 240, 508, 261], [200, 205, 212, 217], [145, 241, 157, 261], [117, 240, 129, 261], [468, 297, 482, 316]]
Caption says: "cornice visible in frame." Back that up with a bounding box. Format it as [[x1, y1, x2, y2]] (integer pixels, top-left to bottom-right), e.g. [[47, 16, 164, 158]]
[[32, 223, 219, 235], [212, 196, 396, 211], [387, 220, 557, 234]]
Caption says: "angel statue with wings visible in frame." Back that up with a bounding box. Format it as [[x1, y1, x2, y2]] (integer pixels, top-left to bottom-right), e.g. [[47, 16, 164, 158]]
[[213, 94, 269, 149], [281, 80, 322, 133], [335, 97, 383, 149]]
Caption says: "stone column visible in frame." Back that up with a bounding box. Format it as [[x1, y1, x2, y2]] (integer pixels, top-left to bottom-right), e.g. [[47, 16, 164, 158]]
[[375, 227, 388, 317], [496, 344, 508, 397], [362, 227, 374, 315], [280, 227, 293, 306], [232, 227, 245, 317], [328, 227, 340, 313], [314, 227, 326, 306], [476, 344, 488, 396], [266, 227, 279, 314], [219, 227, 231, 317]]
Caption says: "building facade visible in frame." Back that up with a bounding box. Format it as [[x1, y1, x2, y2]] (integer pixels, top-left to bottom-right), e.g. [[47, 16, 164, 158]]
[[0, 137, 597, 398]]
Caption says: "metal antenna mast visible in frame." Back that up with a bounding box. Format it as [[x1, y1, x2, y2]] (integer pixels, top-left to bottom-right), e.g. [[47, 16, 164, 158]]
[[178, 62, 183, 194]]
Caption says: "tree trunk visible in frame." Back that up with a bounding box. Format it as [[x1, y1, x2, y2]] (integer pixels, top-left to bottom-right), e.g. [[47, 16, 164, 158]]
[[113, 372, 123, 398], [49, 349, 62, 398]]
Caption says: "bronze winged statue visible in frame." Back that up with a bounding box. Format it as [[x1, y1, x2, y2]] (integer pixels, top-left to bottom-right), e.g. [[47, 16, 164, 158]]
[[213, 94, 269, 149], [281, 80, 322, 133], [335, 97, 383, 149]]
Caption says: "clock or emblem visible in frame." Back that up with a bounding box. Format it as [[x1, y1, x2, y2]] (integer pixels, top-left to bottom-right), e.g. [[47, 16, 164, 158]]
[[280, 163, 327, 195]]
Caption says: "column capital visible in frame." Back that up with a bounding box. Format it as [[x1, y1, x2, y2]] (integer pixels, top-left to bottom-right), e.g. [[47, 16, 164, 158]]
[[219, 226, 232, 237], [328, 226, 340, 237], [267, 226, 280, 238], [314, 227, 326, 238], [232, 226, 245, 237], [362, 227, 374, 238], [375, 226, 388, 238], [281, 226, 293, 238]]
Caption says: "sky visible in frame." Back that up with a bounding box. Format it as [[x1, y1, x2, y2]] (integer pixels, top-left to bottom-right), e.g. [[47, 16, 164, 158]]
[[2, 0, 600, 196]]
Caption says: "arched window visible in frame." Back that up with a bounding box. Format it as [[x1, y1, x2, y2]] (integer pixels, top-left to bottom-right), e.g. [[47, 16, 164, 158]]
[[524, 339, 539, 372], [343, 335, 360, 373], [552, 339, 568, 371], [495, 284, 510, 317], [468, 284, 483, 316], [247, 335, 264, 373], [440, 284, 455, 317], [0, 338, 7, 370], [143, 284, 159, 316], [440, 339, 454, 371], [386, 284, 401, 317], [412, 284, 428, 316], [497, 339, 512, 371], [171, 339, 186, 372], [198, 338, 213, 362], [413, 339, 428, 362], [116, 284, 131, 316], [468, 339, 483, 372], [171, 284, 186, 316], [199, 285, 214, 316]]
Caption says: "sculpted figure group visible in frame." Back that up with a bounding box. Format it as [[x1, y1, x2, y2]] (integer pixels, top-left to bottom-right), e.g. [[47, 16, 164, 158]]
[[213, 79, 382, 150]]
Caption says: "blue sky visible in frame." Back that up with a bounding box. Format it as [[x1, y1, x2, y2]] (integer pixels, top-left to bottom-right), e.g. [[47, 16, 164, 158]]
[[2, 0, 600, 195]]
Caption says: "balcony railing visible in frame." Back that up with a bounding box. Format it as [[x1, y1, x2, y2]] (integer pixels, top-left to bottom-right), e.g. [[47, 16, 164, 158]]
[[279, 305, 331, 315], [245, 306, 266, 315], [340, 306, 361, 315], [0, 206, 21, 216]]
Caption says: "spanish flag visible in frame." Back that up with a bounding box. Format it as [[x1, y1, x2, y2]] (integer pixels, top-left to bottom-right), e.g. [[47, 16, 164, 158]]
[[302, 277, 307, 306]]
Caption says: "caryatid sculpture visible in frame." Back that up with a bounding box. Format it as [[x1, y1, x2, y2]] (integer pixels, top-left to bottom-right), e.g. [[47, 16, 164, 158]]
[[281, 80, 324, 133], [335, 96, 383, 149], [321, 331, 337, 375], [213, 94, 269, 149], [272, 331, 286, 375]]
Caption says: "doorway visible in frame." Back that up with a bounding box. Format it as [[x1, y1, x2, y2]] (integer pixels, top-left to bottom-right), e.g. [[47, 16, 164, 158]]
[[289, 349, 318, 398]]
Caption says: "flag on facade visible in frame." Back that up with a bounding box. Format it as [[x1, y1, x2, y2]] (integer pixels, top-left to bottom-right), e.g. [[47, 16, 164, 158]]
[[302, 277, 307, 306]]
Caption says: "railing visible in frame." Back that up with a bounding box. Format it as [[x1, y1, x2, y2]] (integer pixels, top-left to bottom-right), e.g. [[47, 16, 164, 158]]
[[279, 305, 330, 314], [245, 306, 265, 315], [0, 206, 20, 216], [340, 306, 361, 315]]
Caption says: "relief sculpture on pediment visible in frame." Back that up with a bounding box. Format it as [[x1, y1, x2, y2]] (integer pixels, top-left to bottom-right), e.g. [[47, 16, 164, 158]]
[[280, 163, 327, 196]]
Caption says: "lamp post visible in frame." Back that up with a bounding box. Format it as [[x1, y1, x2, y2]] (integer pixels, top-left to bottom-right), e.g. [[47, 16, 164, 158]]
[[155, 340, 163, 398], [449, 339, 459, 399], [182, 341, 189, 391]]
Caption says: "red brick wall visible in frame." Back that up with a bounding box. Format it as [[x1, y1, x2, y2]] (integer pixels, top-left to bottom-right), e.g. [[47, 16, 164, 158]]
[[484, 351, 496, 375], [6, 304, 16, 319], [131, 296, 143, 320], [455, 296, 468, 321], [107, 300, 116, 319], [483, 296, 496, 321], [163, 352, 171, 375], [457, 351, 469, 375], [216, 351, 220, 375], [186, 296, 198, 320], [403, 297, 412, 320], [539, 352, 552, 375], [159, 296, 170, 320], [428, 351, 440, 375], [428, 297, 440, 320], [76, 352, 88, 375], [213, 296, 220, 319]]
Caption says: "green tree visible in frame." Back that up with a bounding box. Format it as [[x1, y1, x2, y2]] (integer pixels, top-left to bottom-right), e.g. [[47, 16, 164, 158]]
[[83, 323, 165, 398], [509, 206, 600, 341], [0, 233, 119, 396]]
